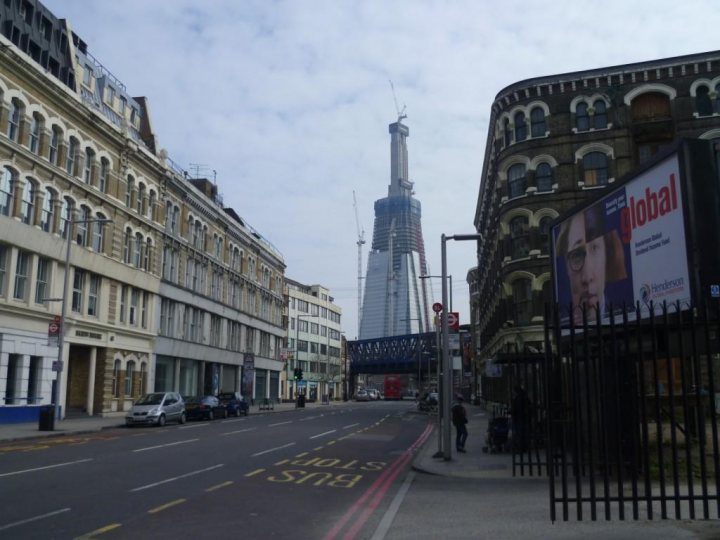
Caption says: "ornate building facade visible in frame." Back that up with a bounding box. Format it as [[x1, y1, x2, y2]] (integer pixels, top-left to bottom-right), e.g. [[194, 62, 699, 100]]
[[472, 51, 720, 395]]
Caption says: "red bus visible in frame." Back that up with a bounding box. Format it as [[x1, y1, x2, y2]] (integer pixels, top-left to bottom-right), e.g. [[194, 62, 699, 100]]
[[383, 375, 402, 400]]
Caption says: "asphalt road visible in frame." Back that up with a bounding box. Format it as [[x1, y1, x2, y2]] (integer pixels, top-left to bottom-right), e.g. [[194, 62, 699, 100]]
[[0, 401, 430, 539]]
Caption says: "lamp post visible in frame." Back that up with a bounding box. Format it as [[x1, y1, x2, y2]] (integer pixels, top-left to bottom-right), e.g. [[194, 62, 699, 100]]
[[53, 216, 113, 424], [441, 233, 483, 460]]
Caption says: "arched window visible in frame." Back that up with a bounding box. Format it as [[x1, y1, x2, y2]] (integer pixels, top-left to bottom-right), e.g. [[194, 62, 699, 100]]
[[134, 232, 143, 267], [60, 197, 72, 239], [514, 112, 527, 142], [503, 117, 511, 147], [215, 235, 223, 258], [40, 188, 54, 232], [149, 191, 157, 221], [112, 359, 121, 398], [232, 248, 240, 271], [583, 152, 609, 186], [125, 361, 135, 396], [76, 205, 91, 246], [139, 364, 147, 396], [144, 238, 152, 271], [535, 163, 553, 192], [696, 85, 713, 116], [530, 107, 545, 137], [593, 100, 608, 129], [507, 164, 527, 199], [137, 183, 145, 214], [29, 113, 41, 153], [84, 148, 95, 184], [66, 137, 79, 176], [20, 180, 34, 224], [0, 167, 14, 216], [49, 127, 60, 165], [7, 99, 20, 141], [125, 175, 134, 207], [98, 158, 109, 193], [576, 102, 589, 131], [165, 202, 173, 231], [510, 216, 529, 259], [513, 278, 532, 326], [124, 227, 132, 263], [92, 213, 106, 252], [539, 216, 552, 254]]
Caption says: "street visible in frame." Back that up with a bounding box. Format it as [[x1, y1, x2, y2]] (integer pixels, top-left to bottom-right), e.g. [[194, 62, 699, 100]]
[[0, 401, 429, 539]]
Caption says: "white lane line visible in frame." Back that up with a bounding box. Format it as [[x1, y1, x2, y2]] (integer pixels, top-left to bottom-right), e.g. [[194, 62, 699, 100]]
[[371, 471, 416, 540], [252, 442, 295, 457], [179, 423, 208, 430], [132, 439, 198, 453], [342, 423, 360, 430], [269, 421, 292, 427], [0, 507, 71, 532], [222, 427, 256, 436], [0, 458, 92, 478], [130, 464, 224, 492], [221, 418, 246, 423], [310, 429, 337, 440]]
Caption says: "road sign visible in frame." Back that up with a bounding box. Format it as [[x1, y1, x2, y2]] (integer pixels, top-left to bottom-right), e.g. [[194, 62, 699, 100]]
[[447, 311, 459, 331], [52, 360, 64, 372], [432, 302, 443, 313], [48, 321, 60, 336]]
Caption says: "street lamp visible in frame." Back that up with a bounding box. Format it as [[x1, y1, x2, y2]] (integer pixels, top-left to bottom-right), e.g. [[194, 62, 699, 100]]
[[420, 274, 453, 312], [53, 216, 113, 424], [441, 233, 483, 460]]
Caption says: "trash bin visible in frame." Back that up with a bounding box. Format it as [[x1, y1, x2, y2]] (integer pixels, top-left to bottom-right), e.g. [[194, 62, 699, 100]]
[[297, 394, 306, 408], [38, 405, 56, 431]]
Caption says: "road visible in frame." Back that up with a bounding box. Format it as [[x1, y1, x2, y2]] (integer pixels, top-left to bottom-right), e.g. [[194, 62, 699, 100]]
[[0, 401, 430, 539]]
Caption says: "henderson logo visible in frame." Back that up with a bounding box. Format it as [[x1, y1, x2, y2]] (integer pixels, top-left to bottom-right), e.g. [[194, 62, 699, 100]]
[[641, 277, 685, 304], [620, 173, 678, 243]]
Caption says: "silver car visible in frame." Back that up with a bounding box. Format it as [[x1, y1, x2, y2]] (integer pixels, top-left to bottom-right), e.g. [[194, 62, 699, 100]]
[[125, 392, 186, 427]]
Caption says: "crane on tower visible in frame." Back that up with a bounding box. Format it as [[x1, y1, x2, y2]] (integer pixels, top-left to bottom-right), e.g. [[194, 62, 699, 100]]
[[353, 191, 366, 332]]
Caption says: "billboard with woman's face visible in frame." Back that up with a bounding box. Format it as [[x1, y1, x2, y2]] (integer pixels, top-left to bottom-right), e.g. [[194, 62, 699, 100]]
[[552, 152, 691, 324]]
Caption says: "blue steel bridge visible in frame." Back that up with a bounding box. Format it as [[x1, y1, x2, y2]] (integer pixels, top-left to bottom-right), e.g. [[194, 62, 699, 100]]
[[347, 332, 438, 376]]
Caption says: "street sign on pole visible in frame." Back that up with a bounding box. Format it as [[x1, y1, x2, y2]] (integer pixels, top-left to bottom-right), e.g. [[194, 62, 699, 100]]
[[447, 312, 459, 331], [432, 302, 443, 313]]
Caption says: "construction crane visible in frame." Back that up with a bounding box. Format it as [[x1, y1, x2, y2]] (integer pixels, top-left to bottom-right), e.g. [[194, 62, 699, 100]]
[[389, 80, 407, 122], [353, 191, 366, 334]]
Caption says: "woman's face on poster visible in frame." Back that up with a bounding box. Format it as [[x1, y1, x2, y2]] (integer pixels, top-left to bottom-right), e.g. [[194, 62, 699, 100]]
[[565, 213, 606, 322]]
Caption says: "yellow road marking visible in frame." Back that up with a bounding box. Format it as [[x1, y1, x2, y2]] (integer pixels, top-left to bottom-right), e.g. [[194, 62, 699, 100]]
[[275, 459, 289, 466], [148, 498, 186, 514], [245, 468, 265, 477], [314, 446, 324, 451], [327, 441, 336, 445], [295, 452, 308, 457], [206, 481, 233, 492], [76, 523, 122, 538]]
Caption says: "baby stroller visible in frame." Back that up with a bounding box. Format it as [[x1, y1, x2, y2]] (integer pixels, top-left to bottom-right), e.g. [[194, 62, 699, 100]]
[[483, 416, 510, 453]]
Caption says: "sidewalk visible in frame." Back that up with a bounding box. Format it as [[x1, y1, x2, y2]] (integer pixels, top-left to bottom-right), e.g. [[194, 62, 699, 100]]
[[0, 399, 329, 443]]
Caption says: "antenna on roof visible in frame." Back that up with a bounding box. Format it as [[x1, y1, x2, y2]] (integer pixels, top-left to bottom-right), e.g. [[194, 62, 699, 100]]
[[389, 80, 407, 123]]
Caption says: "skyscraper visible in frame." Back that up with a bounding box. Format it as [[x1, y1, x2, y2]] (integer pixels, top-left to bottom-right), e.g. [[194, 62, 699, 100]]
[[359, 118, 432, 339]]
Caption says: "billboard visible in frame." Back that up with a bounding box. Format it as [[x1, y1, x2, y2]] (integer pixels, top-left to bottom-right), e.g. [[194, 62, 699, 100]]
[[552, 140, 720, 324]]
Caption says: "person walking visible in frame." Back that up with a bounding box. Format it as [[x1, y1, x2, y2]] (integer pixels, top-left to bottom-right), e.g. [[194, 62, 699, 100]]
[[452, 396, 468, 453]]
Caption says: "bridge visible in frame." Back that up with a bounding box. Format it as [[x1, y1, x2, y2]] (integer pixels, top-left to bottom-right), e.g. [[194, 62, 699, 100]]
[[347, 332, 438, 375]]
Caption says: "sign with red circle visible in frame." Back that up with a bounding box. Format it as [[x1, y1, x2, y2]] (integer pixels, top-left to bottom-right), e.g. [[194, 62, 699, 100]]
[[432, 302, 443, 313], [48, 322, 60, 336]]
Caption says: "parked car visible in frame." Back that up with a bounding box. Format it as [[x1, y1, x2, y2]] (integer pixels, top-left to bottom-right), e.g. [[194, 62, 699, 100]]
[[367, 389, 380, 400], [355, 389, 370, 402], [183, 395, 228, 421], [217, 392, 249, 416], [126, 392, 186, 427]]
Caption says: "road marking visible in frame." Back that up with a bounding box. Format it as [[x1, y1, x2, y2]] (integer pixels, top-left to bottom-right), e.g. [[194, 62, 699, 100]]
[[221, 418, 246, 423], [310, 429, 336, 439], [0, 458, 92, 478], [178, 423, 208, 430], [295, 452, 309, 458], [132, 439, 198, 452], [327, 441, 336, 445], [221, 427, 256, 436], [371, 471, 415, 540], [342, 423, 360, 429], [130, 464, 224, 492], [269, 421, 292, 427], [76, 522, 122, 538], [148, 498, 186, 514], [275, 459, 290, 465], [252, 442, 295, 457], [206, 481, 233, 492], [245, 468, 265, 477], [0, 508, 70, 532], [314, 446, 324, 451]]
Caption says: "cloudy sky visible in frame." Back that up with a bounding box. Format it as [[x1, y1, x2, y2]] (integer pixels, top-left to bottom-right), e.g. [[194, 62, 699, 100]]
[[44, 0, 720, 338]]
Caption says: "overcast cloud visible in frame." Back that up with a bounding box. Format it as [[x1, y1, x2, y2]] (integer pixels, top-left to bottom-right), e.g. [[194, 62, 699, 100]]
[[43, 0, 720, 338]]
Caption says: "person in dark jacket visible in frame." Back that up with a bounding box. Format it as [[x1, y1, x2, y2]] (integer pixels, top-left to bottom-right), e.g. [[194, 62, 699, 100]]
[[451, 396, 468, 452], [511, 386, 532, 452]]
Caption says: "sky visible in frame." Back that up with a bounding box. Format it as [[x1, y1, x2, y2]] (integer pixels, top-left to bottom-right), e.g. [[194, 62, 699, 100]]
[[43, 0, 720, 339]]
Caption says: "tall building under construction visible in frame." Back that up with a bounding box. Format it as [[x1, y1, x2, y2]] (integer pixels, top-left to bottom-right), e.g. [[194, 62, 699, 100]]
[[359, 118, 432, 339]]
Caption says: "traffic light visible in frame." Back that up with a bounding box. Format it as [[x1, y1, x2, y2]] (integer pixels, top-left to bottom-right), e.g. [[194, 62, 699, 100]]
[[293, 368, 303, 381]]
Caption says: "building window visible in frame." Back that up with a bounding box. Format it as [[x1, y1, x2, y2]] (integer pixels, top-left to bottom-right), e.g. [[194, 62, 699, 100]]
[[66, 138, 78, 176], [35, 257, 49, 304], [123, 228, 132, 263], [143, 239, 152, 271], [40, 188, 54, 232], [76, 206, 90, 246], [514, 112, 527, 142], [20, 181, 34, 224], [71, 269, 85, 312], [13, 250, 30, 300], [582, 152, 609, 186], [98, 158, 109, 193], [696, 85, 713, 116], [125, 361, 134, 396], [535, 163, 553, 192], [530, 107, 545, 137], [576, 102, 589, 131], [539, 216, 552, 254], [510, 216, 529, 259], [0, 167, 13, 216], [137, 183, 145, 214], [83, 64, 93, 86], [29, 114, 41, 153], [507, 164, 527, 199], [141, 291, 148, 328], [129, 288, 139, 325], [7, 100, 20, 142], [60, 197, 72, 239], [513, 279, 532, 326], [125, 176, 134, 208], [92, 214, 105, 252], [119, 285, 128, 323], [593, 100, 608, 129], [503, 117, 511, 147], [84, 148, 95, 183], [149, 191, 157, 221], [49, 128, 60, 165], [0, 244, 6, 296], [88, 274, 100, 316], [133, 233, 142, 268]]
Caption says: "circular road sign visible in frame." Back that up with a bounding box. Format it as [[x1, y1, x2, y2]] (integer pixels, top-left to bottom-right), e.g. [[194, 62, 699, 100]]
[[432, 302, 443, 313], [49, 322, 59, 335]]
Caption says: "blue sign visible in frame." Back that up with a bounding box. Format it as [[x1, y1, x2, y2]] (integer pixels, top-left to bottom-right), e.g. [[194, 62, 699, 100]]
[[711, 284, 720, 298]]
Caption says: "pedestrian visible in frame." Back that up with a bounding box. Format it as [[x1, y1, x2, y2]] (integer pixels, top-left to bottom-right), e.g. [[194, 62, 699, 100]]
[[452, 396, 468, 453], [511, 386, 532, 452]]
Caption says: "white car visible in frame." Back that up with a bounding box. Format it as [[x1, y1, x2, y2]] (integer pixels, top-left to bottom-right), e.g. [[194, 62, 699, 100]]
[[367, 389, 380, 400], [126, 392, 186, 427], [355, 389, 370, 401]]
